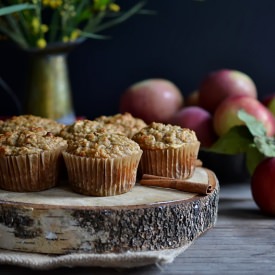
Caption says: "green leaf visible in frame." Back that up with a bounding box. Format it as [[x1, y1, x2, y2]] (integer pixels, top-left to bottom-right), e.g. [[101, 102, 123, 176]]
[[0, 24, 28, 48], [205, 109, 275, 176], [48, 9, 61, 43], [0, 4, 35, 16], [245, 145, 266, 175], [80, 30, 110, 40], [93, 1, 149, 33], [237, 109, 266, 136], [254, 136, 275, 157], [207, 125, 253, 155], [75, 9, 92, 24]]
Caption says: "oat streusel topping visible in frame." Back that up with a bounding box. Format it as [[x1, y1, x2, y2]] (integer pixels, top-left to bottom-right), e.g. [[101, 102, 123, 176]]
[[95, 112, 147, 138], [132, 122, 198, 149], [66, 133, 142, 158], [0, 128, 67, 156], [59, 119, 108, 140], [0, 115, 64, 135]]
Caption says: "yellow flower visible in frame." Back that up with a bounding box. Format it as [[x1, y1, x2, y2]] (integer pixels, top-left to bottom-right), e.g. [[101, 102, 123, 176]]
[[42, 0, 50, 5], [41, 24, 49, 33], [32, 17, 40, 34], [43, 0, 63, 9], [62, 36, 69, 43], [36, 38, 47, 48], [1, 0, 147, 49], [70, 29, 80, 41], [51, 0, 63, 9], [109, 3, 120, 12]]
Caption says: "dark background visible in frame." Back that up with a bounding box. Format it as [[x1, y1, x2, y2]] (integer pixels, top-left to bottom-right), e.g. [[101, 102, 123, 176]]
[[1, 0, 275, 119]]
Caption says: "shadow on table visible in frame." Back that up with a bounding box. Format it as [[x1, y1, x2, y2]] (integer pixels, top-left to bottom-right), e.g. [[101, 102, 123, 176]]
[[218, 198, 274, 220], [198, 151, 250, 184]]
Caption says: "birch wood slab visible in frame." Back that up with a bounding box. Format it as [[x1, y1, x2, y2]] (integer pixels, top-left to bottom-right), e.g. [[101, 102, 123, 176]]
[[0, 168, 219, 255]]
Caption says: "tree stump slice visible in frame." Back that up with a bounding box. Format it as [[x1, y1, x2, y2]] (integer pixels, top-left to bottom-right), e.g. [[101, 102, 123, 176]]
[[0, 168, 219, 255]]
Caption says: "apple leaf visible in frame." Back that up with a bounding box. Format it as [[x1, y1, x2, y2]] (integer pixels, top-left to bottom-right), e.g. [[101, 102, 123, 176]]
[[206, 109, 275, 176], [206, 125, 253, 155], [245, 145, 266, 175], [254, 136, 275, 157], [237, 109, 266, 137]]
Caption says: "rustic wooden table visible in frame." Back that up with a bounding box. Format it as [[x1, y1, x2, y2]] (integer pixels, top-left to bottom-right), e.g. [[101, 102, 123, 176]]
[[1, 181, 275, 274]]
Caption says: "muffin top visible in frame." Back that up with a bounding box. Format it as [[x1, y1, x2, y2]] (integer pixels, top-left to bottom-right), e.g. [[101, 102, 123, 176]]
[[0, 128, 67, 156], [132, 122, 199, 149], [0, 115, 64, 135], [65, 133, 142, 158], [94, 112, 147, 138], [59, 119, 108, 140]]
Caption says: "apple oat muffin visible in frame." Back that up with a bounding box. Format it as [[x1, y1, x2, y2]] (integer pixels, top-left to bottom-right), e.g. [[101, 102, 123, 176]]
[[0, 128, 67, 192], [62, 132, 142, 196], [58, 119, 109, 141], [0, 114, 65, 135], [132, 122, 200, 179], [94, 112, 147, 138]]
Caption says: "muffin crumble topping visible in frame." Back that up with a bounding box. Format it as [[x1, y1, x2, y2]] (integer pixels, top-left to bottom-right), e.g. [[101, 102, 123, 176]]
[[66, 133, 142, 158], [0, 115, 64, 135], [0, 128, 67, 156], [132, 122, 199, 149]]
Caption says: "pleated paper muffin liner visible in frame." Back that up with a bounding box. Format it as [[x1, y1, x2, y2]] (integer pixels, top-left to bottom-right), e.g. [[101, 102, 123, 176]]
[[62, 151, 142, 196], [138, 142, 200, 179], [0, 148, 65, 192]]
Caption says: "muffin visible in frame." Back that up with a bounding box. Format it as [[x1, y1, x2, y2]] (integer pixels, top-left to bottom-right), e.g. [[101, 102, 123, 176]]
[[62, 132, 142, 196], [0, 114, 64, 135], [58, 119, 110, 141], [132, 122, 200, 179], [94, 112, 147, 138], [0, 128, 67, 192]]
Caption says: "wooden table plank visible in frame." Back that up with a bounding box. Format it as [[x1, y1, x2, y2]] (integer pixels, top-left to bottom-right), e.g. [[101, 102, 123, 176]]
[[1, 181, 275, 274]]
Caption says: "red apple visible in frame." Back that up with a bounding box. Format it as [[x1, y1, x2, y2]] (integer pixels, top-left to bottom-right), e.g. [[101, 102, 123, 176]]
[[198, 69, 257, 114], [251, 157, 275, 216], [169, 106, 218, 148], [213, 95, 275, 137], [119, 79, 183, 124]]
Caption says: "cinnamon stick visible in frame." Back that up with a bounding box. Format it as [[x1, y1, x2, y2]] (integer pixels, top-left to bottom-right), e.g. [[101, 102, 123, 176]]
[[140, 167, 216, 195]]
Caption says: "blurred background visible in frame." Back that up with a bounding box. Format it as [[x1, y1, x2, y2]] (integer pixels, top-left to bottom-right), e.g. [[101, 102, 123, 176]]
[[1, 0, 275, 119]]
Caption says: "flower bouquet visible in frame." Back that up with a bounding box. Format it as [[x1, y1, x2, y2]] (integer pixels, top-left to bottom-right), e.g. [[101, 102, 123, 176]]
[[0, 0, 148, 49], [0, 1, 150, 123]]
